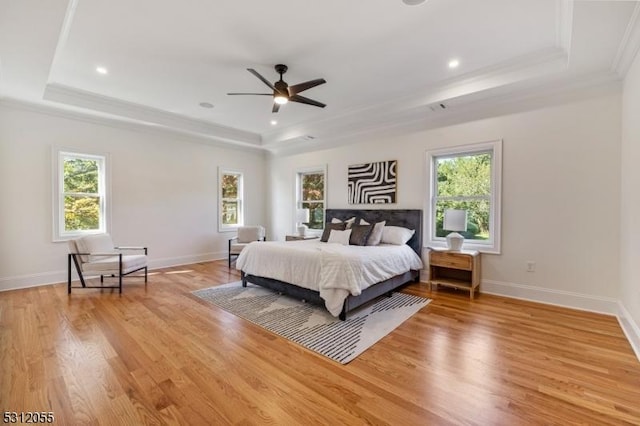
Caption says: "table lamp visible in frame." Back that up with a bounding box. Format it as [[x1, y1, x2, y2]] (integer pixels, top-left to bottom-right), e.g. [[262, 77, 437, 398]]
[[443, 209, 467, 251], [296, 208, 310, 237]]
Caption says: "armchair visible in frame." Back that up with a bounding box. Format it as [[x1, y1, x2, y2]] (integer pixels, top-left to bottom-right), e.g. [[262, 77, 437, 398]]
[[68, 233, 148, 294], [228, 225, 265, 268]]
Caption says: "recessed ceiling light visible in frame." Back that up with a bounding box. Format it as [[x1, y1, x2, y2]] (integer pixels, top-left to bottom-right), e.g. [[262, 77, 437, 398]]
[[199, 102, 214, 108], [270, 120, 278, 125], [96, 66, 108, 75], [402, 0, 427, 5], [448, 59, 460, 69]]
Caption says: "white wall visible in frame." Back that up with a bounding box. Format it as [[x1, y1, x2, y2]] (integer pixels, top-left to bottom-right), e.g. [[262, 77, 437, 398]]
[[0, 103, 267, 290], [621, 50, 640, 353], [269, 93, 622, 311]]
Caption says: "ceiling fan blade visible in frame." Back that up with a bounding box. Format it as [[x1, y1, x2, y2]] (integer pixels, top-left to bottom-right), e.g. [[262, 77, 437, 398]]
[[227, 93, 272, 96], [288, 78, 326, 96], [247, 68, 276, 91], [289, 94, 326, 108], [272, 102, 280, 113]]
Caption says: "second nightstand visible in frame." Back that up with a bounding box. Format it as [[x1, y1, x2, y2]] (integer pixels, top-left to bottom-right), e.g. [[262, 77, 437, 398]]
[[428, 248, 481, 300]]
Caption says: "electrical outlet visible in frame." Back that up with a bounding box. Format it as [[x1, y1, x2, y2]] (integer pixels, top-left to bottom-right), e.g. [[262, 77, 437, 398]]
[[526, 261, 536, 272]]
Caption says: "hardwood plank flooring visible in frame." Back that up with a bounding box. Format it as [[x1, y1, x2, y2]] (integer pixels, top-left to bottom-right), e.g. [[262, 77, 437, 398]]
[[1, 261, 639, 425]]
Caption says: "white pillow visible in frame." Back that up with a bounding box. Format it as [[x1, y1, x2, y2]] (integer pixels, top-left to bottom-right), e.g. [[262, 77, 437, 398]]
[[327, 229, 352, 245], [367, 221, 386, 246], [359, 219, 386, 245], [381, 226, 415, 245], [331, 217, 356, 229]]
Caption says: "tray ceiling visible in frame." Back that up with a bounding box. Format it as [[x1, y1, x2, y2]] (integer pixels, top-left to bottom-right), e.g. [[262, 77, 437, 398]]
[[1, 0, 638, 152]]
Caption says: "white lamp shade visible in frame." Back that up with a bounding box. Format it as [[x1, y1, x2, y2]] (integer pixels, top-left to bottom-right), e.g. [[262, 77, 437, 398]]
[[443, 209, 467, 232], [296, 208, 310, 223]]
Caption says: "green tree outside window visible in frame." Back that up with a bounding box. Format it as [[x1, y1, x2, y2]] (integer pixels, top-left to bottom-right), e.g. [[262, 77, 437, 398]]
[[434, 152, 491, 240], [63, 157, 101, 231], [300, 172, 324, 230], [221, 172, 243, 226]]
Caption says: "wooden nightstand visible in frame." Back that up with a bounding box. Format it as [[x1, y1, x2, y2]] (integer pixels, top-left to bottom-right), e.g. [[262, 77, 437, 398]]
[[285, 235, 319, 241], [428, 248, 481, 300]]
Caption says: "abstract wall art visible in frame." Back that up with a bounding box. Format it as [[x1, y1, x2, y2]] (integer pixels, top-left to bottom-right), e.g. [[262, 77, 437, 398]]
[[348, 160, 397, 204]]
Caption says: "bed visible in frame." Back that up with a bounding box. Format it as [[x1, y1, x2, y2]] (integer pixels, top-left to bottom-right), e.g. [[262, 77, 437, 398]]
[[237, 209, 424, 320]]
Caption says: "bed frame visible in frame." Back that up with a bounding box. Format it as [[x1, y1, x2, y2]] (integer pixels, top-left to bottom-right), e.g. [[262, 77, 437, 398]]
[[241, 209, 423, 320]]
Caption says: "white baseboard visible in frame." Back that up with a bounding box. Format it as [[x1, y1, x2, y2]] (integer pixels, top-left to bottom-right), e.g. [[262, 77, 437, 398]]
[[480, 279, 620, 315], [0, 251, 227, 292], [617, 302, 640, 362], [480, 279, 639, 363]]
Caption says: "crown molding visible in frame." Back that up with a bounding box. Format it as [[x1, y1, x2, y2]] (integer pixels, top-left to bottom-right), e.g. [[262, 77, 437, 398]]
[[48, 0, 78, 78], [0, 96, 266, 154], [612, 2, 640, 78], [270, 70, 621, 157], [265, 4, 575, 150], [557, 0, 574, 57], [43, 83, 262, 146], [263, 47, 569, 151]]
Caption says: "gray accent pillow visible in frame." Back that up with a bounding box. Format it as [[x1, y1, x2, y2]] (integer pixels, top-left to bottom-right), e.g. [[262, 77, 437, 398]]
[[320, 222, 347, 242], [349, 224, 373, 246], [365, 220, 386, 246]]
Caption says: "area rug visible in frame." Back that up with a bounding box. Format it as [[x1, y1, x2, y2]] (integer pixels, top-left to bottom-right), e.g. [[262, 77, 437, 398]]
[[192, 282, 430, 364]]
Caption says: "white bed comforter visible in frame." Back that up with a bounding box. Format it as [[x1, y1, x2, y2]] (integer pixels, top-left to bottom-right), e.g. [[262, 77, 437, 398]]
[[236, 240, 423, 316]]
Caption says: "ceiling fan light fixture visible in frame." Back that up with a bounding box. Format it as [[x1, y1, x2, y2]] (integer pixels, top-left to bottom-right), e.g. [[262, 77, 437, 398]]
[[228, 64, 326, 112], [274, 95, 288, 105]]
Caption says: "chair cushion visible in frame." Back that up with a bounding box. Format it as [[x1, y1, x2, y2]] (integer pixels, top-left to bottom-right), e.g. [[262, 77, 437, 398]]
[[76, 234, 117, 262], [230, 242, 250, 255], [82, 254, 147, 275], [237, 226, 264, 243]]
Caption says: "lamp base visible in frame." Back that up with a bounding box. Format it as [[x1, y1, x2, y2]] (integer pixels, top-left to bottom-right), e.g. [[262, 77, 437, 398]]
[[446, 232, 464, 251], [297, 225, 307, 237]]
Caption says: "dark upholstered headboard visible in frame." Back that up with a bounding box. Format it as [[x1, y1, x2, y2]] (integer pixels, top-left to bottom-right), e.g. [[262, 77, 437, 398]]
[[325, 209, 423, 257]]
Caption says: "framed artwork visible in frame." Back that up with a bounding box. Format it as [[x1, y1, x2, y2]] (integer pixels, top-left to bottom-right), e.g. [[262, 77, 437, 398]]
[[348, 160, 397, 204]]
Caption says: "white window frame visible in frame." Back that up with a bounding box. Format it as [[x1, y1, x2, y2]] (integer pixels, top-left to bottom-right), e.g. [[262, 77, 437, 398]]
[[218, 168, 244, 232], [53, 148, 110, 241], [426, 140, 502, 254], [294, 165, 327, 236]]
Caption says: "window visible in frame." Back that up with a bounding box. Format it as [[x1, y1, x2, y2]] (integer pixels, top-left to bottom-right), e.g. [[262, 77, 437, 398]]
[[295, 166, 326, 233], [53, 150, 109, 241], [219, 169, 243, 231], [426, 140, 502, 253]]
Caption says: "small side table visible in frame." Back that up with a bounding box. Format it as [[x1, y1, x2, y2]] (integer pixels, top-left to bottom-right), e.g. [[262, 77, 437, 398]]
[[428, 248, 481, 300], [285, 235, 319, 241]]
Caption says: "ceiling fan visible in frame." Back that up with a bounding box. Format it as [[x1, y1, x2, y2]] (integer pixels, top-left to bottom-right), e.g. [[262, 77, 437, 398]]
[[228, 64, 326, 113]]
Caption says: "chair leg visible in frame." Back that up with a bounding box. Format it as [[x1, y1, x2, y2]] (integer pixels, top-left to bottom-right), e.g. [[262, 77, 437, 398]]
[[119, 253, 123, 294], [100, 275, 104, 283], [144, 267, 148, 283], [69, 253, 88, 292], [68, 254, 72, 294]]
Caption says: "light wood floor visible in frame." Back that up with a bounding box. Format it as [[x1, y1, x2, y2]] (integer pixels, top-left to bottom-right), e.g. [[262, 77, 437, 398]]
[[1, 261, 639, 425]]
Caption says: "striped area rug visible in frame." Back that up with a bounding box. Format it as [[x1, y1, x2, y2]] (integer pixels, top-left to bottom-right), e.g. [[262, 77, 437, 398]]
[[192, 281, 430, 364]]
